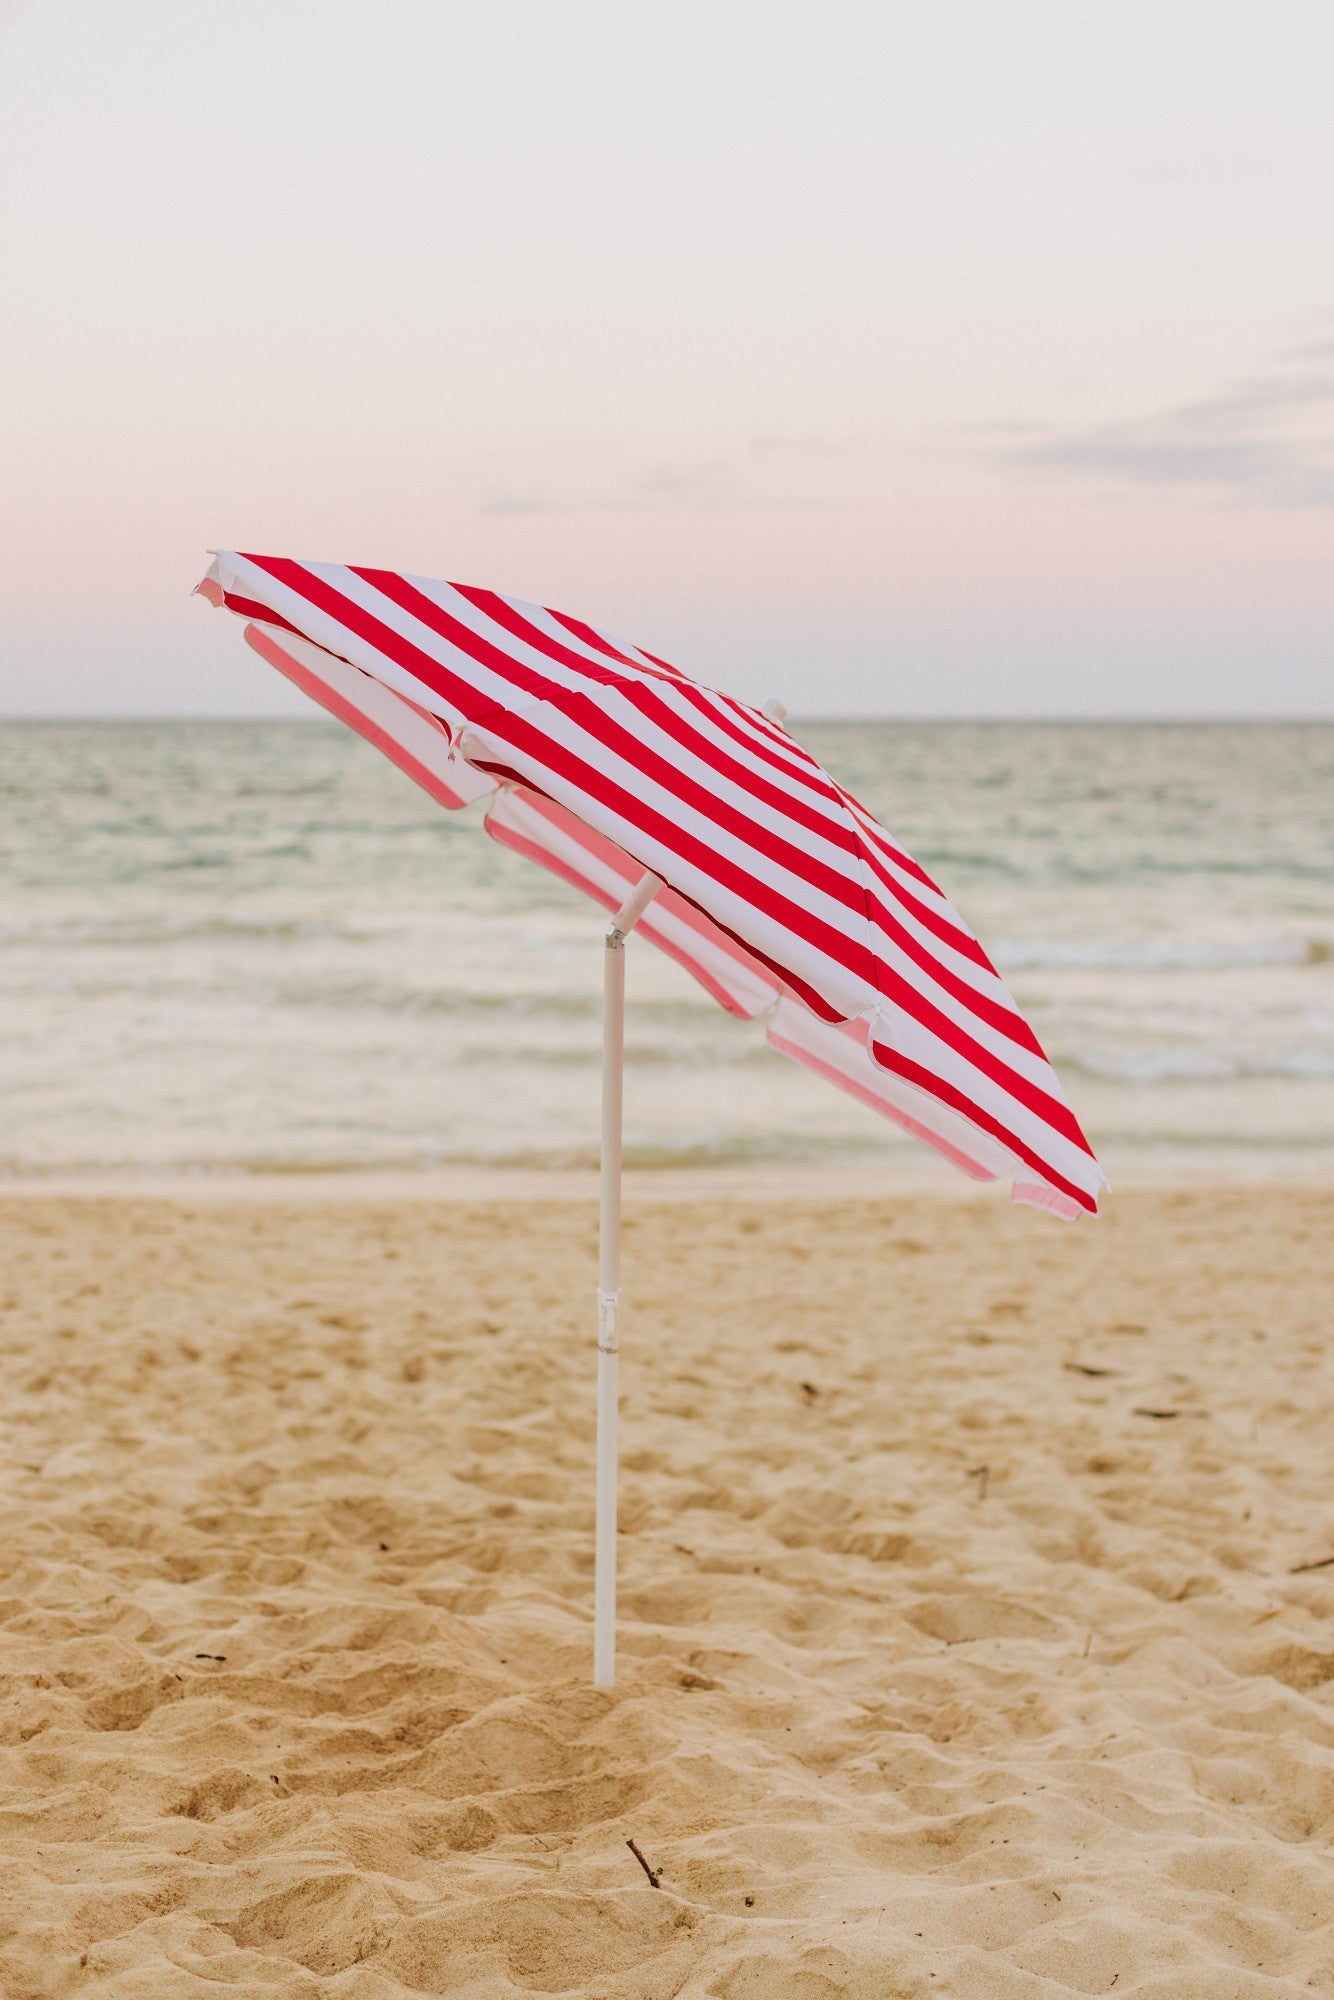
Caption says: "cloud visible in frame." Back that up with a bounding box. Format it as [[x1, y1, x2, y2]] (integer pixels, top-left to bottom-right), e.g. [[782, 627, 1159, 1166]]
[[985, 337, 1334, 508]]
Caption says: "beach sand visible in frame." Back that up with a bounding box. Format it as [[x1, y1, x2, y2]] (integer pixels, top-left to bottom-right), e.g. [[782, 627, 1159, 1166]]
[[0, 1180, 1331, 1998]]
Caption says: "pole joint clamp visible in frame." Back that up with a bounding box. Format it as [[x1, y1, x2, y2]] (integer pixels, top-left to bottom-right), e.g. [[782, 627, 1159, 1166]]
[[597, 1289, 620, 1353]]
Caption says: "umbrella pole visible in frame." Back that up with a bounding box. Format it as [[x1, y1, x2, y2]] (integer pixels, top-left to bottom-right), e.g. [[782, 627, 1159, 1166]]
[[595, 870, 661, 1687]]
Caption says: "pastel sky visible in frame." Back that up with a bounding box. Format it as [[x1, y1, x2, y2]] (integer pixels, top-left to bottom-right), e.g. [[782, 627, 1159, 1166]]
[[2, 0, 1331, 715]]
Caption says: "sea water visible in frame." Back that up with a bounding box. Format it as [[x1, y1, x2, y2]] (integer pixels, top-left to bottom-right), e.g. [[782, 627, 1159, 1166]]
[[2, 719, 1330, 1178]]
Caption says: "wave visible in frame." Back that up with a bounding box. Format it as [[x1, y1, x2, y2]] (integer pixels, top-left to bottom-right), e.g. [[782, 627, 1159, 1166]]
[[995, 937, 1332, 973], [0, 1129, 900, 1179], [0, 914, 380, 947], [5, 1122, 1334, 1180], [1065, 1049, 1334, 1083], [6, 908, 1329, 977]]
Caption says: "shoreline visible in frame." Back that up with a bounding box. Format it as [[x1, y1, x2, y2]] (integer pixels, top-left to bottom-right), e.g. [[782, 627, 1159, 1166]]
[[1, 1155, 1331, 1202]]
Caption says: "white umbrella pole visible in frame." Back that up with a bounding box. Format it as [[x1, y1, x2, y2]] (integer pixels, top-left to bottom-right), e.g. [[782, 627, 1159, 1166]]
[[594, 870, 661, 1687]]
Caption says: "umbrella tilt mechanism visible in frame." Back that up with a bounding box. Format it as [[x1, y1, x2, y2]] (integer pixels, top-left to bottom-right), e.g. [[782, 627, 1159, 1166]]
[[595, 870, 661, 1687]]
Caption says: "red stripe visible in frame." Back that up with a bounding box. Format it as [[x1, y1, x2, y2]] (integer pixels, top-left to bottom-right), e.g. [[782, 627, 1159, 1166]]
[[870, 1041, 1098, 1213], [388, 581, 1025, 1066], [486, 812, 771, 1021], [264, 556, 1001, 1037], [243, 628, 476, 814], [241, 555, 498, 725], [872, 960, 1088, 1152], [856, 840, 994, 972], [231, 564, 902, 932], [476, 706, 870, 1015], [410, 583, 877, 898], [656, 889, 843, 1023], [631, 646, 688, 678], [556, 627, 847, 806], [866, 958, 1090, 1152], [222, 592, 310, 642], [242, 556, 1091, 1152], [633, 646, 823, 780], [358, 574, 904, 943], [663, 677, 841, 804], [861, 886, 1041, 1056], [484, 819, 622, 911], [837, 788, 941, 893], [219, 553, 1103, 1200], [505, 790, 642, 877], [767, 1026, 999, 1181], [540, 607, 648, 670], [516, 791, 785, 995], [635, 901, 781, 1020], [693, 684, 840, 792]]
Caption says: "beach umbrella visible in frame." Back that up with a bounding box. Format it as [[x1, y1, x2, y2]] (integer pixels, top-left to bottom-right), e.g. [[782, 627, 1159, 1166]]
[[197, 552, 1106, 1683]]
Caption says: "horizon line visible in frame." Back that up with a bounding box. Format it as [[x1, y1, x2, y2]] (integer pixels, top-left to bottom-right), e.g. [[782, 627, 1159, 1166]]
[[2, 710, 1332, 728]]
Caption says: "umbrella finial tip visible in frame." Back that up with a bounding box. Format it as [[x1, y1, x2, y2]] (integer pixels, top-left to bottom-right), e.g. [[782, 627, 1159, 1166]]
[[762, 698, 789, 729]]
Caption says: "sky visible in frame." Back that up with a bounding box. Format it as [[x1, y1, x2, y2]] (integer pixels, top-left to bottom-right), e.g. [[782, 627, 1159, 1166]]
[[1, 0, 1331, 716]]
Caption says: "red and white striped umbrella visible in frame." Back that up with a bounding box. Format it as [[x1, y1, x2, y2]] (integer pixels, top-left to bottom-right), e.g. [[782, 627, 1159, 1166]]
[[198, 551, 1105, 1685], [198, 551, 1105, 1217]]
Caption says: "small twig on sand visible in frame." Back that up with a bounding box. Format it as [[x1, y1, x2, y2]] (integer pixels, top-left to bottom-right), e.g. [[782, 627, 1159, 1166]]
[[627, 1837, 661, 1888], [969, 1465, 989, 1501], [1289, 1554, 1334, 1575]]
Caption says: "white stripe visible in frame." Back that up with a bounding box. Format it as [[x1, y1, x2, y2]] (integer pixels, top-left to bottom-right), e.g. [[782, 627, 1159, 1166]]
[[486, 788, 782, 1020], [236, 559, 1073, 1099], [222, 561, 881, 1006], [437, 591, 1025, 1024], [393, 576, 863, 849], [871, 1018, 1105, 1198], [202, 553, 1104, 1211], [459, 716, 875, 1017], [766, 997, 1015, 1179], [252, 624, 494, 807], [464, 683, 1054, 1094]]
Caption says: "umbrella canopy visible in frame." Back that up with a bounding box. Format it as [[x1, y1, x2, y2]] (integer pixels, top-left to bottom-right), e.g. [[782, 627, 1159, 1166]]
[[198, 551, 1105, 1218]]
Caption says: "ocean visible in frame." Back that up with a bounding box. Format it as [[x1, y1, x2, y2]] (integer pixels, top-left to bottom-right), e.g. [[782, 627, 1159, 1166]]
[[2, 719, 1330, 1179]]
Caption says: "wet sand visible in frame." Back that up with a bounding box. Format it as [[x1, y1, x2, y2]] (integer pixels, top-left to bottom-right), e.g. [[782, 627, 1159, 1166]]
[[0, 1181, 1331, 1997]]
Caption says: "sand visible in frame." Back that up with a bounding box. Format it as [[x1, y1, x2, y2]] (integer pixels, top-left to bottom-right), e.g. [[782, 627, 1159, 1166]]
[[0, 1180, 1331, 1998]]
